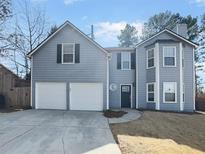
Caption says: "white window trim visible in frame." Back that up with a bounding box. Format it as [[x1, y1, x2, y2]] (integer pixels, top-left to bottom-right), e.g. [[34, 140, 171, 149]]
[[163, 82, 177, 103], [62, 43, 75, 64], [163, 46, 177, 67], [146, 82, 155, 103], [146, 48, 155, 69], [121, 52, 131, 70]]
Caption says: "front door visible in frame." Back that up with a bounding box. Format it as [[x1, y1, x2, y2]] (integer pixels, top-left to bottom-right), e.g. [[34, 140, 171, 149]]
[[121, 85, 131, 108]]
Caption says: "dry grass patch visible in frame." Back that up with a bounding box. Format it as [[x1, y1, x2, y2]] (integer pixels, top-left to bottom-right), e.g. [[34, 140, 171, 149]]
[[111, 111, 205, 154]]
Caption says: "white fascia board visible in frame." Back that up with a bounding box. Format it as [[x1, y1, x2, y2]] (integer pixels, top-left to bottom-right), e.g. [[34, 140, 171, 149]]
[[136, 29, 198, 48], [28, 21, 108, 57]]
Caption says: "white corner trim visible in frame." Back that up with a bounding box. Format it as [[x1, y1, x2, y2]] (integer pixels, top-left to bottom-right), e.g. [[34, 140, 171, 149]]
[[193, 47, 196, 110], [106, 57, 109, 110], [30, 57, 33, 108], [179, 42, 184, 111], [155, 43, 160, 110], [136, 49, 138, 109]]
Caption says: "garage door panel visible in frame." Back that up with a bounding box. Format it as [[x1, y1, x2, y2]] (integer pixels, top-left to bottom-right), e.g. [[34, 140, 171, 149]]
[[70, 83, 103, 111], [35, 82, 67, 110]]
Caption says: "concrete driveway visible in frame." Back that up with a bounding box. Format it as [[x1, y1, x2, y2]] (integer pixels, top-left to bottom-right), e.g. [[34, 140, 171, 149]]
[[0, 110, 121, 154]]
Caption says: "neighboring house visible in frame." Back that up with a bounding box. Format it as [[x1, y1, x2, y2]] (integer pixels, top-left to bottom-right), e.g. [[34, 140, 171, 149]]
[[0, 64, 30, 108], [28, 21, 198, 112]]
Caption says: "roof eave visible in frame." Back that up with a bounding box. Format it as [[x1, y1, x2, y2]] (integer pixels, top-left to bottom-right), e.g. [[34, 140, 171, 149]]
[[136, 29, 198, 48], [27, 21, 108, 57]]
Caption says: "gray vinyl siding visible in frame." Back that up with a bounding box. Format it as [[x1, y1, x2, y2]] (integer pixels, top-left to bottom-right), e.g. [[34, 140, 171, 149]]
[[137, 45, 147, 108], [147, 103, 155, 109], [137, 33, 175, 109], [31, 24, 108, 110], [159, 43, 180, 111], [146, 68, 155, 82], [109, 50, 136, 108], [183, 44, 194, 111], [31, 24, 195, 112], [137, 31, 195, 111]]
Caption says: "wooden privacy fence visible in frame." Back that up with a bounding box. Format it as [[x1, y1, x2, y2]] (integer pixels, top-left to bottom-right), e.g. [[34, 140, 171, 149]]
[[4, 87, 31, 108], [0, 64, 31, 108]]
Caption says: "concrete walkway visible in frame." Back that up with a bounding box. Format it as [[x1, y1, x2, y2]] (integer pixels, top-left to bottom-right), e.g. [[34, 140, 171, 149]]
[[0, 110, 121, 154], [108, 109, 141, 124]]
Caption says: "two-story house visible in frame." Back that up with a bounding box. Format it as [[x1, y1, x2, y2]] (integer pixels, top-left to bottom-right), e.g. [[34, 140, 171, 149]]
[[28, 21, 197, 112]]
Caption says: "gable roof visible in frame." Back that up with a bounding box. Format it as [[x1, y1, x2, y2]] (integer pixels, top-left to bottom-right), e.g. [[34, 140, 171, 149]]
[[136, 29, 198, 48], [27, 20, 108, 57]]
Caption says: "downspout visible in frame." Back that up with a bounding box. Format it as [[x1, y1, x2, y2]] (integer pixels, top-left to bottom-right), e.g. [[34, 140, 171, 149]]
[[155, 43, 160, 110], [30, 57, 33, 108], [193, 47, 196, 111], [179, 42, 183, 111], [106, 53, 111, 110], [135, 48, 138, 109]]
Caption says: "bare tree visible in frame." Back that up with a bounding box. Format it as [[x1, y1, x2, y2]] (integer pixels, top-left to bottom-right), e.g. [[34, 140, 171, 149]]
[[0, 0, 12, 57], [10, 0, 48, 75]]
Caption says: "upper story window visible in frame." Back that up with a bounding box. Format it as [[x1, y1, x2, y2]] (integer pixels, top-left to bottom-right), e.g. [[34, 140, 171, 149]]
[[62, 43, 75, 64], [147, 48, 154, 69], [147, 83, 155, 102], [121, 52, 131, 70], [163, 82, 177, 103], [163, 46, 176, 67]]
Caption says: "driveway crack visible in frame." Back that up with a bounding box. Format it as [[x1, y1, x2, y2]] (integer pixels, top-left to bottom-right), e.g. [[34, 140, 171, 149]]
[[0, 126, 35, 148]]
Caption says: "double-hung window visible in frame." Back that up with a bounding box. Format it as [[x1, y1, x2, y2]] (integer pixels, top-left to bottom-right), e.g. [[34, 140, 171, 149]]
[[121, 52, 131, 70], [62, 43, 75, 64], [163, 82, 177, 103], [163, 46, 176, 67], [147, 48, 154, 68], [147, 83, 155, 102]]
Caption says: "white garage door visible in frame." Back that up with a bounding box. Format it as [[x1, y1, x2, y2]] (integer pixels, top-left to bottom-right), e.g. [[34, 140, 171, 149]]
[[35, 82, 67, 110], [70, 83, 103, 111]]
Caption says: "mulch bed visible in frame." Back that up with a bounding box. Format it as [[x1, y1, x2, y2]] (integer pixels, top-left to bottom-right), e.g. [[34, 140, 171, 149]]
[[103, 110, 127, 118]]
